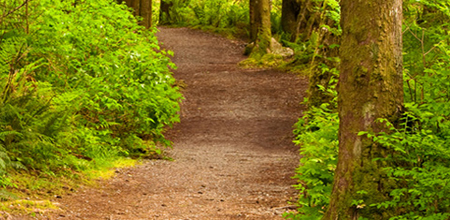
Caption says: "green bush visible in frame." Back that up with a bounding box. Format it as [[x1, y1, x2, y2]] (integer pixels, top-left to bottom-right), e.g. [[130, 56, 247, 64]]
[[0, 0, 181, 180], [284, 104, 338, 220], [284, 66, 338, 219]]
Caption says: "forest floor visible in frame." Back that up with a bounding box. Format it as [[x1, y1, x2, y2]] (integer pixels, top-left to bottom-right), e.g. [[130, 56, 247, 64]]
[[19, 27, 308, 219]]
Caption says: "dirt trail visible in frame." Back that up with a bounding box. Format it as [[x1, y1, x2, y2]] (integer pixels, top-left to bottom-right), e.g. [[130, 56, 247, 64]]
[[45, 27, 307, 220]]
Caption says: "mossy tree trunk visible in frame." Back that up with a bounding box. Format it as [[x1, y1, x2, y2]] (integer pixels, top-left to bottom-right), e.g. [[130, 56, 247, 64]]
[[119, 0, 152, 28], [324, 0, 403, 219], [249, 0, 258, 42], [281, 0, 301, 42], [131, 0, 140, 17], [118, 0, 133, 8], [249, 0, 272, 57]]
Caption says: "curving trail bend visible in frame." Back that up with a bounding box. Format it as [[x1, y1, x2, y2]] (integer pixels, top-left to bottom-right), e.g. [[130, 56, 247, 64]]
[[46, 27, 308, 220]]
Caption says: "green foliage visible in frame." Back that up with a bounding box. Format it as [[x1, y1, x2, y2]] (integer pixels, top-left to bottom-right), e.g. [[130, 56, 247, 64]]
[[282, 0, 340, 72], [0, 0, 181, 189], [362, 115, 450, 219], [270, 0, 283, 36], [284, 104, 338, 220], [287, 1, 450, 219], [284, 74, 338, 219], [361, 2, 450, 219], [158, 0, 250, 37], [160, 0, 193, 25], [283, 2, 341, 218]]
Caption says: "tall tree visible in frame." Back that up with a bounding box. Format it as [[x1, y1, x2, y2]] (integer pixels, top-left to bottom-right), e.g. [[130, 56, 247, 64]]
[[324, 0, 403, 219], [248, 0, 272, 57], [281, 0, 301, 41], [140, 0, 151, 28]]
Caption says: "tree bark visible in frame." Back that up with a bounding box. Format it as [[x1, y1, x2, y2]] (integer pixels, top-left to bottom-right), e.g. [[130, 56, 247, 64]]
[[294, 0, 320, 42], [324, 0, 403, 219], [307, 3, 340, 109], [118, 0, 133, 7], [249, 0, 272, 56], [281, 0, 301, 42], [140, 0, 151, 28], [132, 0, 140, 17], [249, 0, 260, 42]]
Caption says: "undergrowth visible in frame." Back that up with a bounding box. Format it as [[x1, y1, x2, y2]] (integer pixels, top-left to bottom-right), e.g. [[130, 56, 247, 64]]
[[284, 70, 338, 220], [0, 0, 181, 208], [284, 103, 338, 220], [159, 0, 250, 38], [286, 1, 450, 219]]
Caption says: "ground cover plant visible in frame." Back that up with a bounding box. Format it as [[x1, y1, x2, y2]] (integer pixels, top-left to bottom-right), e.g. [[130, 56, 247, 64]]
[[0, 0, 181, 201]]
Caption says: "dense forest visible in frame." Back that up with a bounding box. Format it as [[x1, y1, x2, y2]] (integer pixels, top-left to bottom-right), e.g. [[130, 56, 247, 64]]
[[1, 0, 450, 219]]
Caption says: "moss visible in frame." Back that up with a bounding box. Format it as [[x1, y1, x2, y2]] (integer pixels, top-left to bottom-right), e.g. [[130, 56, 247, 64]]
[[0, 199, 59, 216], [351, 144, 398, 219], [244, 43, 255, 56], [239, 53, 287, 69], [84, 158, 140, 181]]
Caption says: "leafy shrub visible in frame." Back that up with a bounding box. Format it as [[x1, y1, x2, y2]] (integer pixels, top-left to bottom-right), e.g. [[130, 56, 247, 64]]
[[284, 71, 338, 219], [0, 0, 181, 182], [284, 103, 338, 220]]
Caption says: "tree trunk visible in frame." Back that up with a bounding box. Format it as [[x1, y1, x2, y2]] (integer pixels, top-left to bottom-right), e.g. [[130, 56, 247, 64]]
[[249, 0, 272, 57], [295, 0, 320, 42], [159, 0, 173, 25], [324, 0, 403, 219], [249, 0, 260, 42], [132, 0, 140, 17], [281, 0, 301, 42], [118, 0, 133, 8], [140, 0, 152, 28]]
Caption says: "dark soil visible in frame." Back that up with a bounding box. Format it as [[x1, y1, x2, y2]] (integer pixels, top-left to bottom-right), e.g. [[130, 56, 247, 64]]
[[25, 27, 308, 219]]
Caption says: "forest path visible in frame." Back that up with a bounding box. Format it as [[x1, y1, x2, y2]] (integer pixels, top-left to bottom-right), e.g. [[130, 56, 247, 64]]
[[49, 27, 307, 219]]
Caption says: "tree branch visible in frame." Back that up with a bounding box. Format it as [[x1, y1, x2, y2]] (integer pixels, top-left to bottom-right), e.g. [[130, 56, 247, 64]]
[[0, 0, 32, 25]]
